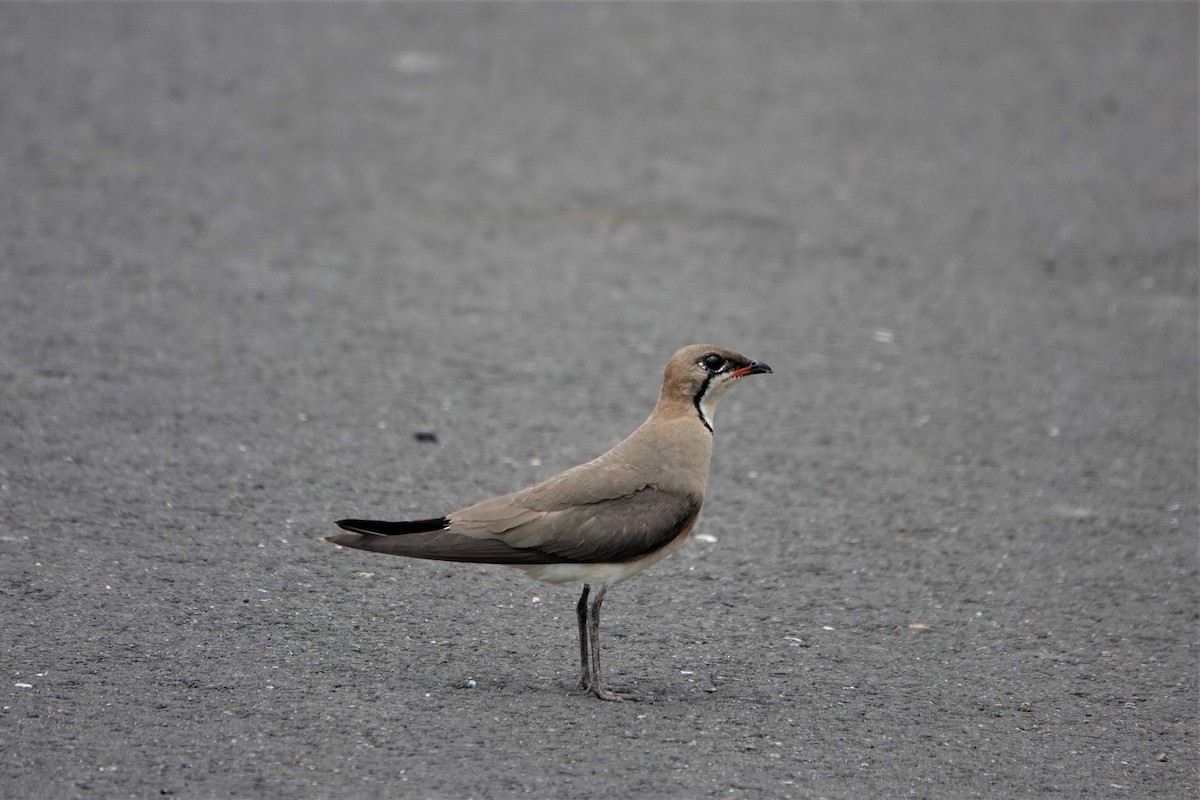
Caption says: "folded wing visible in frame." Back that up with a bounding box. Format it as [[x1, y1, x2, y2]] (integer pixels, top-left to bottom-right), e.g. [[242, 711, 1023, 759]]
[[330, 485, 701, 565]]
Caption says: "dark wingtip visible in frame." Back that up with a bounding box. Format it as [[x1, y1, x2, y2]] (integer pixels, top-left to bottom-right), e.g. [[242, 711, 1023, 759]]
[[334, 517, 451, 536]]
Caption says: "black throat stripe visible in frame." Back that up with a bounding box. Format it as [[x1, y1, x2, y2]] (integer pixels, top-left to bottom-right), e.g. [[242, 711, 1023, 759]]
[[692, 375, 714, 434]]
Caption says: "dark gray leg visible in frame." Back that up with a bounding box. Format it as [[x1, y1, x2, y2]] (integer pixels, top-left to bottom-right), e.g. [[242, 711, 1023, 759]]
[[584, 584, 639, 702], [586, 583, 605, 692], [576, 584, 591, 690]]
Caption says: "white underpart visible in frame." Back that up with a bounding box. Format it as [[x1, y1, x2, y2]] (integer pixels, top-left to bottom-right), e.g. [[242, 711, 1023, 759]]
[[511, 528, 693, 586]]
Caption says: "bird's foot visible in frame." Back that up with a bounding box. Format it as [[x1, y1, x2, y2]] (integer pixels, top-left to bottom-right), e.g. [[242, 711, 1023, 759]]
[[588, 684, 642, 702]]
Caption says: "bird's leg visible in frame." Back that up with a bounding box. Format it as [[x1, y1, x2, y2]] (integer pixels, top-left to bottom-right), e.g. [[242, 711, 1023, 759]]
[[585, 583, 640, 702], [577, 584, 592, 690], [586, 583, 605, 693]]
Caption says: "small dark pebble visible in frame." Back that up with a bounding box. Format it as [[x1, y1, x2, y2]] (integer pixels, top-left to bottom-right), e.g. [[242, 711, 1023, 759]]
[[414, 431, 439, 443]]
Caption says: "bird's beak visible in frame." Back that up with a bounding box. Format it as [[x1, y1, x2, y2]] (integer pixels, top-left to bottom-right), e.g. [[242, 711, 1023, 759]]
[[732, 360, 772, 378]]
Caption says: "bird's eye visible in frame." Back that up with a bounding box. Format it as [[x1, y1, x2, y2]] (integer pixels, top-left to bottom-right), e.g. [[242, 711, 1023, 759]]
[[701, 354, 726, 373]]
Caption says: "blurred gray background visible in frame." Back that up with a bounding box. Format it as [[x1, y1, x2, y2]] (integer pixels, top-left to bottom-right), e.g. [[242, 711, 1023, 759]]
[[1, 3, 1195, 798]]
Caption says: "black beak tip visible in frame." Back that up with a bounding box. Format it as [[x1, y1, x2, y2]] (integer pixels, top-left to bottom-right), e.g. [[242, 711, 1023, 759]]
[[749, 360, 772, 375]]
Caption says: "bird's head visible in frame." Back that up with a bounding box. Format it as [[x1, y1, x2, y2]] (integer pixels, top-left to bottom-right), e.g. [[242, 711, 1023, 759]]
[[657, 344, 772, 432]]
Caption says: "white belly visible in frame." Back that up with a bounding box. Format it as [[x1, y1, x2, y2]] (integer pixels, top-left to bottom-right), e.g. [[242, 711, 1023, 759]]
[[510, 527, 694, 586]]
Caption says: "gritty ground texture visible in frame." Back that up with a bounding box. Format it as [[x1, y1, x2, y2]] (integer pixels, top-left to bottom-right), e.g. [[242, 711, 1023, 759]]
[[1, 3, 1196, 799]]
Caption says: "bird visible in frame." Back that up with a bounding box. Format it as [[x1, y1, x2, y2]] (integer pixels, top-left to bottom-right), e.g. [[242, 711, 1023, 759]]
[[327, 344, 772, 701]]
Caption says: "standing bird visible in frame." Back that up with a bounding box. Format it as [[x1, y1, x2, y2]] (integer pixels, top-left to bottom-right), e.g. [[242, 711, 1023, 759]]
[[327, 344, 771, 700]]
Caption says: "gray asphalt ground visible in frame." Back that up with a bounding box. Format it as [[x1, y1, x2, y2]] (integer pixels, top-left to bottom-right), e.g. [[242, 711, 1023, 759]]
[[1, 3, 1196, 798]]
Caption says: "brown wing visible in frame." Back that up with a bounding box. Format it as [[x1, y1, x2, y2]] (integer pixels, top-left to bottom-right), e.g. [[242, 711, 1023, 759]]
[[330, 487, 701, 565], [449, 484, 702, 564], [327, 523, 557, 564]]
